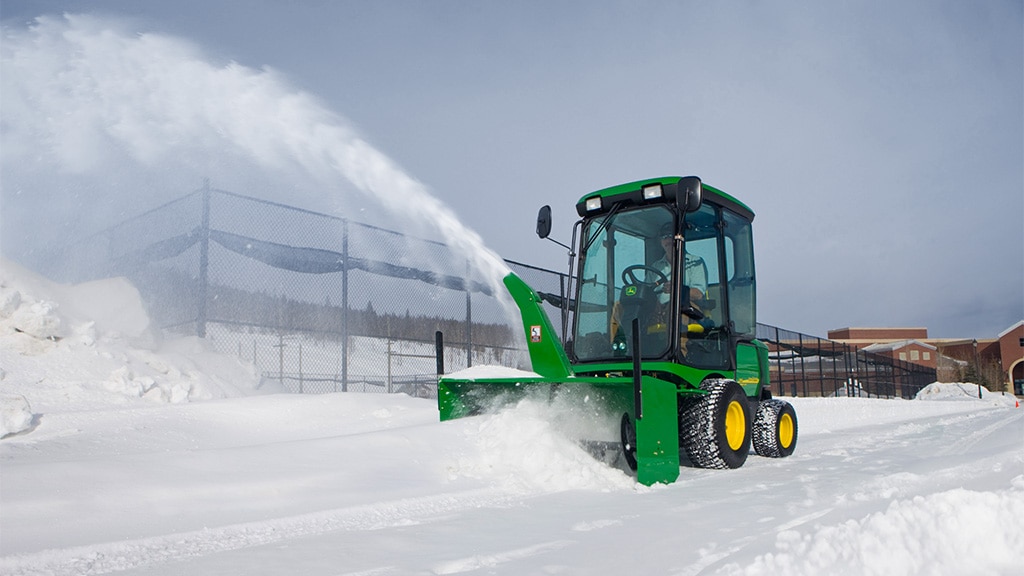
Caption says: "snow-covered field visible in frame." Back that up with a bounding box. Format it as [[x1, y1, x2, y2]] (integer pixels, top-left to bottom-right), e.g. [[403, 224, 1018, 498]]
[[2, 261, 1022, 576]]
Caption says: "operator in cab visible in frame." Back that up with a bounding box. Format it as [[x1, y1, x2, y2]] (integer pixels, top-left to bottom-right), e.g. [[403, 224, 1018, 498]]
[[611, 220, 711, 356]]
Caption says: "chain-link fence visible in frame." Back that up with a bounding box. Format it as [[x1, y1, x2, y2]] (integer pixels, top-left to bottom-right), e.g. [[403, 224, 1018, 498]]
[[63, 184, 568, 395], [61, 184, 933, 399]]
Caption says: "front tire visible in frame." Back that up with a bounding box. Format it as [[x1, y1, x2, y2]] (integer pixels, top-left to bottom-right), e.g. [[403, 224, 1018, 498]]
[[680, 379, 752, 469], [752, 399, 798, 458], [620, 412, 638, 471]]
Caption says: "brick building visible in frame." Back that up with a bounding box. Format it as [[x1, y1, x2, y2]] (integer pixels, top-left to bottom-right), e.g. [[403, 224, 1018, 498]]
[[997, 321, 1024, 395], [860, 340, 939, 369], [828, 324, 1023, 394]]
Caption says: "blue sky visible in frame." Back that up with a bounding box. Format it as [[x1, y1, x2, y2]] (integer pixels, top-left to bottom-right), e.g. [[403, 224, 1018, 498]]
[[1, 1, 1021, 339]]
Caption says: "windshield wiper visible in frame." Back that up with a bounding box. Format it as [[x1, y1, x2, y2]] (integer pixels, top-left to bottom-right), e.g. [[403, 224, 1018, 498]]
[[581, 203, 623, 254]]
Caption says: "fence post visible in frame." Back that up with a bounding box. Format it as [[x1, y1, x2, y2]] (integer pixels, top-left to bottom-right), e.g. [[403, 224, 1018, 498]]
[[435, 330, 445, 376], [862, 351, 871, 397], [465, 260, 473, 368], [387, 339, 393, 393], [843, 343, 852, 396], [831, 340, 839, 394], [341, 219, 349, 392], [818, 337, 827, 397], [197, 180, 211, 338], [869, 352, 877, 397], [276, 332, 285, 389], [798, 333, 808, 397]]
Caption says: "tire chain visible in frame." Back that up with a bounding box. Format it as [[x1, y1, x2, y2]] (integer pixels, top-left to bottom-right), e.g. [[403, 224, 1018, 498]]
[[679, 378, 741, 469], [752, 399, 784, 457], [752, 398, 797, 458]]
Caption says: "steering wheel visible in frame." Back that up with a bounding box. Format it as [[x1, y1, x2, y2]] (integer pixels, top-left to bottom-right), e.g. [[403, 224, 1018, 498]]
[[621, 264, 668, 287]]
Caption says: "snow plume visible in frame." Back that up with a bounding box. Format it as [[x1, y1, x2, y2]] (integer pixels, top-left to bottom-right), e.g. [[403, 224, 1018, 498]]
[[0, 14, 512, 310]]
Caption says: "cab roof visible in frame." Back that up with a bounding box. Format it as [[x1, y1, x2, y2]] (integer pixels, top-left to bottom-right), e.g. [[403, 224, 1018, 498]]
[[576, 176, 754, 221]]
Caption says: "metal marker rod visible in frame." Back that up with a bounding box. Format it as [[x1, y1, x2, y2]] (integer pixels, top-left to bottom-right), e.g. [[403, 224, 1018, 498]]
[[435, 331, 445, 376]]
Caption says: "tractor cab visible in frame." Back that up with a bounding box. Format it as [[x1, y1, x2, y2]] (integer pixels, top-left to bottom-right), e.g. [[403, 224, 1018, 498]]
[[559, 177, 757, 380]]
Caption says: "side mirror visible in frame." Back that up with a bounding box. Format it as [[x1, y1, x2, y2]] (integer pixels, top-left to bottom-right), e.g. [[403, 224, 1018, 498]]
[[536, 205, 552, 239], [676, 176, 702, 212]]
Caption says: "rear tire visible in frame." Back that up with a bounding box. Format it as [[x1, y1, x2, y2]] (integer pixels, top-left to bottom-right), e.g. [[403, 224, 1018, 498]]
[[753, 399, 798, 458], [679, 379, 751, 469]]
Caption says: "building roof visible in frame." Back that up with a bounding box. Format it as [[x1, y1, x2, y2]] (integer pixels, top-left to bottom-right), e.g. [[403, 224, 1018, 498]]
[[929, 338, 999, 347], [998, 320, 1024, 339], [828, 327, 929, 340], [861, 339, 937, 353]]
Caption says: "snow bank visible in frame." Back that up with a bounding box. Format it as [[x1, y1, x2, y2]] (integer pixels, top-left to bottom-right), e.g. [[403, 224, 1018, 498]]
[[0, 259, 151, 341], [724, 476, 1024, 576], [0, 258, 263, 425], [916, 382, 1019, 408]]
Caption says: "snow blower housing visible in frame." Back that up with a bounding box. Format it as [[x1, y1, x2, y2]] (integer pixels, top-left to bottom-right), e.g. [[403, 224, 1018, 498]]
[[437, 176, 797, 485]]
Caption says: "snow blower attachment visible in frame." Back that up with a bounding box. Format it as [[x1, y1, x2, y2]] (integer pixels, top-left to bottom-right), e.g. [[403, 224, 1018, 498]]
[[437, 176, 797, 486]]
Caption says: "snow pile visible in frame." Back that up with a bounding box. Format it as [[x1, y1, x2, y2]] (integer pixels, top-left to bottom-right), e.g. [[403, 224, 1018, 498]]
[[0, 258, 263, 436], [450, 396, 637, 493], [726, 476, 1024, 575], [916, 382, 1019, 407]]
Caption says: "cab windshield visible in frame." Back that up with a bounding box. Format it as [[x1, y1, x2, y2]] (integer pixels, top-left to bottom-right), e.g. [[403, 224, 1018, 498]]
[[572, 205, 675, 361]]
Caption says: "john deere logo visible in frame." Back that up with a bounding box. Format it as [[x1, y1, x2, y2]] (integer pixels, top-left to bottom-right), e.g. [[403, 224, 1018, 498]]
[[625, 286, 637, 296]]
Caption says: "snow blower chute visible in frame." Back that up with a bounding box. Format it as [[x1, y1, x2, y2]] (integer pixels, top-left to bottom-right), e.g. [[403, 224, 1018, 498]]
[[437, 177, 797, 486]]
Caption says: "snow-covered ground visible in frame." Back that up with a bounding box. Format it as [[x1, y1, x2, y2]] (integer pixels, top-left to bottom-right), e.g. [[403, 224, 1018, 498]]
[[2, 261, 1022, 575]]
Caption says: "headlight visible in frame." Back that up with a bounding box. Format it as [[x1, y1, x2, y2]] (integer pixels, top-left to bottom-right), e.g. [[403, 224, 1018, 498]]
[[585, 197, 602, 211], [642, 183, 663, 200]]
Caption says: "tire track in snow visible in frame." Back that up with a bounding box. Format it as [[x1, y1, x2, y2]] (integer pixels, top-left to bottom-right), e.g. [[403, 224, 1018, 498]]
[[797, 404, 1018, 470], [934, 409, 1022, 456], [0, 488, 522, 576], [791, 406, 1023, 506], [430, 540, 574, 575]]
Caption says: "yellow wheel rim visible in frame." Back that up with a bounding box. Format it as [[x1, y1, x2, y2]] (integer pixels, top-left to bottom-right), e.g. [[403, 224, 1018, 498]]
[[778, 413, 794, 448], [725, 400, 746, 451]]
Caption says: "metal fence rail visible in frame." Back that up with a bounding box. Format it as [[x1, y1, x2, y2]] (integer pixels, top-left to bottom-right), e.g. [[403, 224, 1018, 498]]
[[62, 184, 934, 400], [756, 324, 936, 399]]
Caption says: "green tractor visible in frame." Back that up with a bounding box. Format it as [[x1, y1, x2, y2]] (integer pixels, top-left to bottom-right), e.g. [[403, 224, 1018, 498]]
[[437, 176, 797, 485]]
